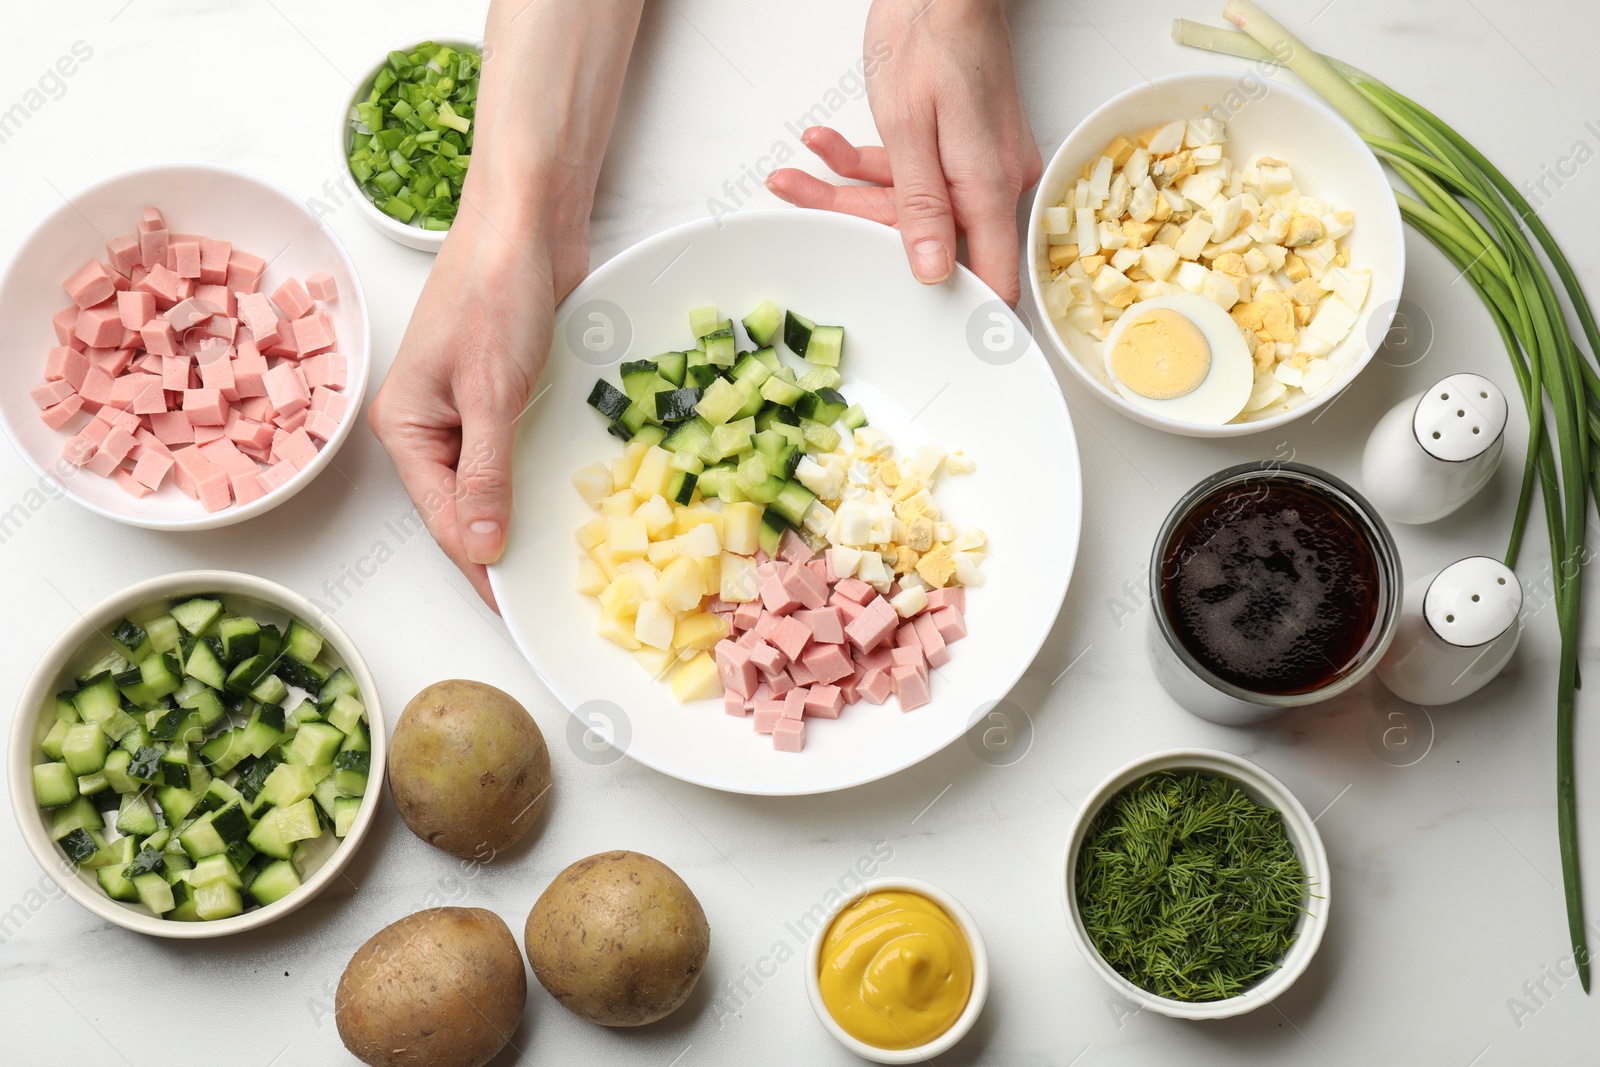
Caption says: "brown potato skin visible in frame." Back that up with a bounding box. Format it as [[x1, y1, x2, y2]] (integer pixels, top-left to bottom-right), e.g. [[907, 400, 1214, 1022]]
[[336, 907, 527, 1067], [525, 850, 711, 1026], [389, 680, 551, 859]]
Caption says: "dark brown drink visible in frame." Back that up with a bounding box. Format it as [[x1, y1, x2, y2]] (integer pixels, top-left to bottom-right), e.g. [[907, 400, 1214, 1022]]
[[1159, 475, 1384, 696]]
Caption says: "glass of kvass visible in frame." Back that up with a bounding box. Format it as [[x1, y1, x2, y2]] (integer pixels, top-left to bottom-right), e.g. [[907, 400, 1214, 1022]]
[[1148, 462, 1401, 726]]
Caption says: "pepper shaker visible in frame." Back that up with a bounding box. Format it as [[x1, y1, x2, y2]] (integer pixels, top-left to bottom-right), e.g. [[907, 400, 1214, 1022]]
[[1376, 556, 1522, 706], [1360, 372, 1507, 525]]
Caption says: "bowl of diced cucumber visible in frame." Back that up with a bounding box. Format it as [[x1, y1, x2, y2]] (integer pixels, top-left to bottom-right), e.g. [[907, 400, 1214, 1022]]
[[9, 570, 385, 937]]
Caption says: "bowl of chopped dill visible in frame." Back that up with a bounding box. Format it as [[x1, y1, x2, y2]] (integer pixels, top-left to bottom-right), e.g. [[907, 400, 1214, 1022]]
[[1061, 748, 1328, 1019]]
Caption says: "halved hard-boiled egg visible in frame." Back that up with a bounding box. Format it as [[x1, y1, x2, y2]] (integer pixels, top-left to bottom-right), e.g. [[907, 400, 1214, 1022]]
[[1101, 292, 1254, 424]]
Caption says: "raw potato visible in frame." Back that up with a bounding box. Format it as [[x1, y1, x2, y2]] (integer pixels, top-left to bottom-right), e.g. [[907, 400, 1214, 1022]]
[[389, 680, 551, 859], [525, 851, 711, 1026], [336, 907, 527, 1067]]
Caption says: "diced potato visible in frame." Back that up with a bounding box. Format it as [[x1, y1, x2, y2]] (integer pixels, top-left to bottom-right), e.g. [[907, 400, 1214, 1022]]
[[674, 612, 729, 651], [677, 522, 720, 559], [587, 543, 620, 582], [632, 647, 676, 680], [595, 608, 641, 650], [633, 495, 675, 539], [634, 600, 676, 651], [612, 439, 649, 492], [674, 503, 723, 539], [630, 446, 675, 499], [719, 552, 759, 602], [599, 489, 635, 518], [605, 515, 649, 561], [575, 516, 608, 551], [598, 574, 644, 619], [721, 501, 762, 555], [572, 462, 613, 510], [647, 538, 681, 567], [669, 651, 721, 703], [576, 555, 608, 596], [696, 554, 720, 590], [656, 557, 706, 614]]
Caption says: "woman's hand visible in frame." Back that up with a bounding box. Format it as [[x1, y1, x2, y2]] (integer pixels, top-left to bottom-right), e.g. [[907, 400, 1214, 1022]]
[[367, 216, 565, 611], [367, 0, 644, 610], [765, 0, 1041, 304]]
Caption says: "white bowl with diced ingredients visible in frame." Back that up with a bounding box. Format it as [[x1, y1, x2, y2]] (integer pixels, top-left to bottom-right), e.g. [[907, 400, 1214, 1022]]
[[1027, 71, 1404, 436], [0, 162, 371, 529], [8, 570, 385, 938]]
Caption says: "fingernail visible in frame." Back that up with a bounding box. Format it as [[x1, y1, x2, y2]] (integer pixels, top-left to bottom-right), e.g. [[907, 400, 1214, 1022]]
[[912, 240, 951, 283], [465, 519, 503, 565], [765, 177, 792, 203]]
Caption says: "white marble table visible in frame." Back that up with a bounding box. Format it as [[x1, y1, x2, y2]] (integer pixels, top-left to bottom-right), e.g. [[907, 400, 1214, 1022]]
[[3, 1, 1598, 1063]]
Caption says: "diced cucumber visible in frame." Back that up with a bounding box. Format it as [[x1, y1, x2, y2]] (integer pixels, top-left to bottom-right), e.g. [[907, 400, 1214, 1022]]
[[796, 386, 849, 425], [759, 375, 806, 407], [215, 615, 261, 663], [51, 796, 101, 841], [260, 762, 318, 808], [40, 720, 71, 761], [742, 300, 783, 347], [784, 310, 816, 355], [805, 324, 844, 367], [688, 305, 722, 339], [60, 827, 104, 865], [248, 674, 289, 707], [650, 386, 699, 423], [170, 598, 223, 636], [287, 723, 344, 767], [160, 850, 193, 884], [72, 672, 121, 724], [666, 471, 698, 506], [247, 859, 302, 905], [116, 794, 160, 837], [797, 366, 843, 391], [703, 329, 736, 367], [192, 881, 243, 921], [77, 652, 128, 686], [200, 728, 250, 775], [696, 378, 744, 426], [118, 723, 151, 754], [97, 846, 140, 901], [127, 745, 163, 783], [630, 423, 667, 448], [731, 352, 772, 387], [210, 800, 252, 845], [247, 798, 320, 861], [236, 755, 282, 803], [334, 751, 371, 797], [282, 619, 324, 665], [610, 400, 652, 441], [655, 351, 688, 386], [143, 614, 182, 654], [33, 762, 78, 808], [102, 749, 137, 794], [187, 854, 242, 888], [143, 827, 171, 853], [155, 784, 201, 827], [619, 359, 660, 402], [333, 796, 361, 838], [132, 872, 175, 915], [772, 480, 817, 527], [198, 777, 242, 814], [686, 362, 722, 389], [184, 640, 228, 690], [62, 723, 109, 775], [77, 771, 110, 796], [799, 418, 842, 453], [759, 507, 789, 557], [313, 774, 342, 819], [277, 657, 329, 692], [841, 403, 868, 430], [159, 744, 192, 789], [179, 812, 228, 859], [318, 668, 359, 703], [587, 378, 631, 421], [225, 655, 273, 695], [241, 703, 287, 758], [178, 686, 226, 732], [111, 619, 151, 661]]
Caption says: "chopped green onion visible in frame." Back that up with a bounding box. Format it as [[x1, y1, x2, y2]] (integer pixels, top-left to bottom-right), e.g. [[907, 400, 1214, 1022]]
[[347, 39, 479, 231]]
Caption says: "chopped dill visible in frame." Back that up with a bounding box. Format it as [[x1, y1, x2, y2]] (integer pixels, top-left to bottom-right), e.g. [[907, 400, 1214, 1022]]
[[1075, 770, 1310, 1001]]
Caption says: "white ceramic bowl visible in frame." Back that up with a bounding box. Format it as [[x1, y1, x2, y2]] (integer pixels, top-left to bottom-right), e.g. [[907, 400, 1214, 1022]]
[[8, 570, 386, 938], [805, 876, 990, 1063], [1027, 71, 1404, 436], [1061, 748, 1329, 1020], [488, 208, 1081, 795], [0, 162, 371, 530], [337, 36, 483, 253]]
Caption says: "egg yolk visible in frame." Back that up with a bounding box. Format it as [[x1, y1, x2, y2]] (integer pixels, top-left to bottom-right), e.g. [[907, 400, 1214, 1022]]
[[1110, 307, 1212, 399], [817, 891, 973, 1050]]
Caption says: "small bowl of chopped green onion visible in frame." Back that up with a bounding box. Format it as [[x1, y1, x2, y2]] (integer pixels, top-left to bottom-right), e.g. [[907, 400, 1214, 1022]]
[[1061, 748, 1329, 1019], [8, 570, 386, 938], [340, 37, 480, 252]]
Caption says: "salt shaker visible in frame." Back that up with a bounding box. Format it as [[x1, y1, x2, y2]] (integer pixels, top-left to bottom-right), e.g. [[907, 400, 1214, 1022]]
[[1376, 556, 1522, 706], [1360, 372, 1507, 525]]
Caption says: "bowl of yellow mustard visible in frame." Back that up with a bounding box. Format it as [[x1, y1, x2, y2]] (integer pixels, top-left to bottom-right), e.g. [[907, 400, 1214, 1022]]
[[804, 877, 989, 1063]]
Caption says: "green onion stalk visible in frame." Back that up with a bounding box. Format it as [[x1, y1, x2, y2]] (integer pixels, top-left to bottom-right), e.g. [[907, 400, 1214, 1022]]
[[1176, 0, 1597, 990]]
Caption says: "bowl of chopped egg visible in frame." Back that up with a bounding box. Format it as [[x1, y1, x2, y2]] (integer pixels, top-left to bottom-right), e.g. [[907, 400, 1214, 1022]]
[[1027, 70, 1404, 436]]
